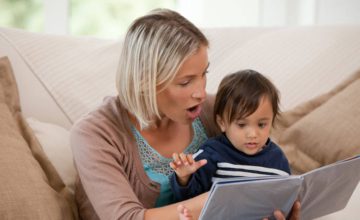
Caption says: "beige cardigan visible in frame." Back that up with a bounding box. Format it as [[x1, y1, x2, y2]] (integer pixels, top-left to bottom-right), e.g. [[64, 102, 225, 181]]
[[70, 96, 218, 220]]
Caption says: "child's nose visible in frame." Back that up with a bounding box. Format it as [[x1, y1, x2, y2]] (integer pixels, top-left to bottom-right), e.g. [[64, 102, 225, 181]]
[[246, 128, 257, 138]]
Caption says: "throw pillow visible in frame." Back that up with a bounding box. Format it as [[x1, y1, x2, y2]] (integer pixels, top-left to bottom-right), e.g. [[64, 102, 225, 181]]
[[26, 117, 77, 194], [0, 56, 78, 219], [272, 70, 360, 174]]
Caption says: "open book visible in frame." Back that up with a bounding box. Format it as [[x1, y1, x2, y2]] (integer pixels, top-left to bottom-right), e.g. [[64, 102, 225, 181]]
[[199, 155, 360, 220]]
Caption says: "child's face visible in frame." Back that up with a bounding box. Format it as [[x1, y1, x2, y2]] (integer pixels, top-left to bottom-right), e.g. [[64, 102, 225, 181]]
[[217, 96, 273, 155]]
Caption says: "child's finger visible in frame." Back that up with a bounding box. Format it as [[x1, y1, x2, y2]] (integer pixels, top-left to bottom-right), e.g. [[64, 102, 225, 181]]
[[179, 153, 189, 165], [186, 154, 195, 164], [172, 153, 182, 165], [195, 159, 207, 169], [169, 161, 177, 170]]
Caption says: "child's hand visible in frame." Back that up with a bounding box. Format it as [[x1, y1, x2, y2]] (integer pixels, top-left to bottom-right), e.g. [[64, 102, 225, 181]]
[[170, 152, 207, 186]]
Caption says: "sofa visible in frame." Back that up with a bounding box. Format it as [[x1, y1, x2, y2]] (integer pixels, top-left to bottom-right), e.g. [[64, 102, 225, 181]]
[[1, 26, 359, 219]]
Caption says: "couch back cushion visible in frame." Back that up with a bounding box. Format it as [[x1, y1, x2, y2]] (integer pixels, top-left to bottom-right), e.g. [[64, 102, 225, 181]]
[[204, 26, 360, 111], [0, 27, 120, 125], [271, 70, 360, 173], [0, 56, 78, 220], [2, 27, 360, 126]]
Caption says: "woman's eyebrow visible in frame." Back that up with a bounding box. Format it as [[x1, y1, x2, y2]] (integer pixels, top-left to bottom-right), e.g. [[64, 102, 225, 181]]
[[177, 63, 211, 79]]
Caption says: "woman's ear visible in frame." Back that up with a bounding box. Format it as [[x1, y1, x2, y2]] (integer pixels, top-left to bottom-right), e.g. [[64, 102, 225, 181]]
[[216, 115, 226, 132]]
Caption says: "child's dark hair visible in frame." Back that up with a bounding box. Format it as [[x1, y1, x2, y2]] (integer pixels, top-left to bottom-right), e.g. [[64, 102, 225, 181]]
[[213, 69, 280, 125]]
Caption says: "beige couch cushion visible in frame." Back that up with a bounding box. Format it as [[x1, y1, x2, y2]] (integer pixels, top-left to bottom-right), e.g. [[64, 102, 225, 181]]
[[0, 57, 78, 219], [26, 117, 76, 194], [272, 70, 360, 174]]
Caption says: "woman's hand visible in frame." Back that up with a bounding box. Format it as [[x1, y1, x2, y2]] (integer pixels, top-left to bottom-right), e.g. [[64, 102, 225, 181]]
[[263, 201, 301, 220]]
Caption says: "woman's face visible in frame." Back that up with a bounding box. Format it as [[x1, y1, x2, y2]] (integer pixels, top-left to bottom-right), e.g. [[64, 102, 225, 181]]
[[156, 45, 209, 124]]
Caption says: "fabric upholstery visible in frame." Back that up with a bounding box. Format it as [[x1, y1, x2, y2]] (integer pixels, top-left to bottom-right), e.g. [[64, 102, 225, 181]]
[[0, 56, 78, 220], [26, 117, 76, 194], [204, 27, 360, 112], [0, 27, 120, 122], [2, 27, 360, 125], [272, 70, 360, 174]]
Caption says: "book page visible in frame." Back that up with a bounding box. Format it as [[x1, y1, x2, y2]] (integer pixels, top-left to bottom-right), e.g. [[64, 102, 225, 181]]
[[300, 155, 360, 220]]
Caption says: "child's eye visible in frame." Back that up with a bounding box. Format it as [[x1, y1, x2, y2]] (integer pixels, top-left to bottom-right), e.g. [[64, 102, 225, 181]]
[[237, 123, 246, 128], [259, 123, 267, 128]]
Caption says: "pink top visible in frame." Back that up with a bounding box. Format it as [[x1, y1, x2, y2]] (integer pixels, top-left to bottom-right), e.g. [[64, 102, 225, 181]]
[[70, 96, 218, 220]]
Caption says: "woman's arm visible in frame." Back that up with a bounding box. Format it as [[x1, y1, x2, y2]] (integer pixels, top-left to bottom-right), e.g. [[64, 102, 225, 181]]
[[145, 195, 300, 220], [144, 192, 208, 220], [71, 118, 152, 220]]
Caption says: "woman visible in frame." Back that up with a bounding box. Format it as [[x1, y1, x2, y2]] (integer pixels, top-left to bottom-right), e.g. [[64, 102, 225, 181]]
[[70, 8, 300, 220]]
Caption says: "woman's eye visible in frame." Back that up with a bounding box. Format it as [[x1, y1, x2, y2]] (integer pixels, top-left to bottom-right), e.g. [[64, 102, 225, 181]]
[[202, 70, 209, 77], [179, 81, 190, 86]]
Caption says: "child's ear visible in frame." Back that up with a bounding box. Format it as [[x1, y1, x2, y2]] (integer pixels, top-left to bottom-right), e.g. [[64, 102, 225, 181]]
[[216, 115, 226, 132]]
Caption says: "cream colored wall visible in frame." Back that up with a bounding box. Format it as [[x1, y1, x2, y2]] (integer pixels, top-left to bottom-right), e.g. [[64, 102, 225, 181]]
[[177, 0, 360, 27]]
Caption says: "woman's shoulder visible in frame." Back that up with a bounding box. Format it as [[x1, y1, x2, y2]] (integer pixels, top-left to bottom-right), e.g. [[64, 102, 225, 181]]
[[70, 96, 132, 142], [70, 96, 136, 160], [72, 96, 124, 127]]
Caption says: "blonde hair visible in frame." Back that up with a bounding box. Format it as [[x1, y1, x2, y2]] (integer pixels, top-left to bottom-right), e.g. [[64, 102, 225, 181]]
[[116, 8, 208, 129]]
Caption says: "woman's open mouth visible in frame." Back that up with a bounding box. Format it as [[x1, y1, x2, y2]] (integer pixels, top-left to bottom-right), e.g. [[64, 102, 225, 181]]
[[186, 105, 202, 120]]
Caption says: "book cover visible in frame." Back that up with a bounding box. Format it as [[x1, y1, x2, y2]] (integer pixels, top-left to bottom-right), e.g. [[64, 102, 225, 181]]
[[199, 155, 360, 220]]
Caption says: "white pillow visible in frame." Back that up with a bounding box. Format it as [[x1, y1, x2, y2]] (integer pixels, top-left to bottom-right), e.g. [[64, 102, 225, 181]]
[[26, 117, 76, 194]]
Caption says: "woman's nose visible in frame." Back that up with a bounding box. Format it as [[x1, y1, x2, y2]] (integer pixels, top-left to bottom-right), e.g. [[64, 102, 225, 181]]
[[192, 89, 206, 98], [192, 78, 207, 100], [192, 87, 207, 100]]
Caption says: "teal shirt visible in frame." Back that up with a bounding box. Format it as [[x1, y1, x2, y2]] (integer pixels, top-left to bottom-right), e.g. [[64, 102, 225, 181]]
[[131, 118, 208, 207]]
